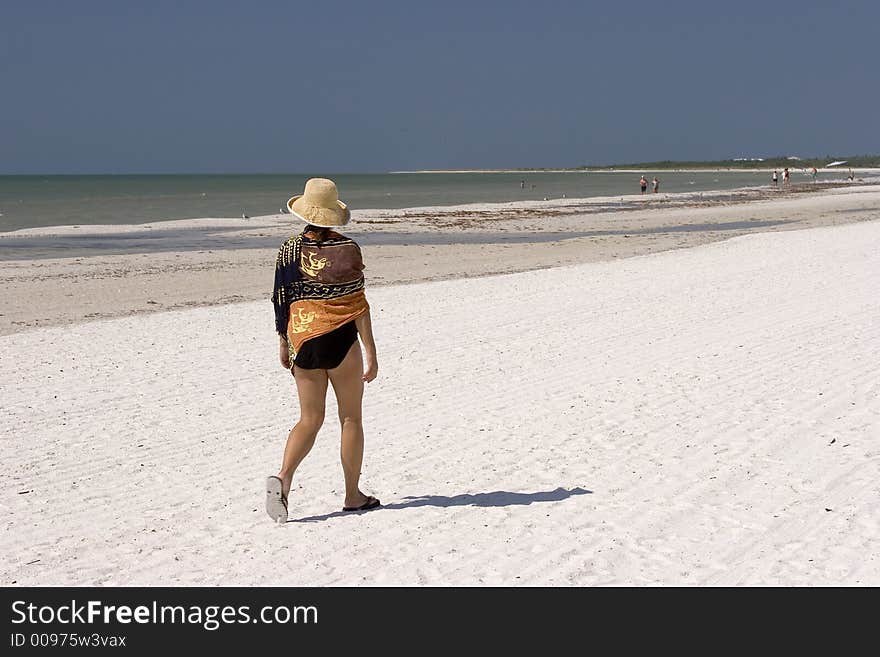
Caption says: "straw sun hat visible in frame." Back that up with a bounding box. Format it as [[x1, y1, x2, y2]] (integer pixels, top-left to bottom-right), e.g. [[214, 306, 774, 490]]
[[287, 178, 351, 228]]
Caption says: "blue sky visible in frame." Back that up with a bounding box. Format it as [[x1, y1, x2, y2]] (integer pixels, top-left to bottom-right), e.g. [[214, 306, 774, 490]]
[[2, 0, 877, 173]]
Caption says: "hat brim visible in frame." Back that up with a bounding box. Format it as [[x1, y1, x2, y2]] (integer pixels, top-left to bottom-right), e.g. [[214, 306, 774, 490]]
[[287, 195, 351, 228]]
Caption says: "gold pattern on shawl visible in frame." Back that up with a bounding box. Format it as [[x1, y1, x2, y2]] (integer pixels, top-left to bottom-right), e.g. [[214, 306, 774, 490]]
[[301, 251, 329, 278], [289, 307, 317, 333]]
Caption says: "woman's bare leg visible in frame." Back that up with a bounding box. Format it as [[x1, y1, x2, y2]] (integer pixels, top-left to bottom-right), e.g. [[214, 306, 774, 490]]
[[327, 342, 371, 508], [277, 366, 328, 497]]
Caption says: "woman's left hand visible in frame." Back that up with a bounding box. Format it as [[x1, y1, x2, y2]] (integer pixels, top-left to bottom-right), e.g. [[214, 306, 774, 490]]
[[279, 339, 291, 370]]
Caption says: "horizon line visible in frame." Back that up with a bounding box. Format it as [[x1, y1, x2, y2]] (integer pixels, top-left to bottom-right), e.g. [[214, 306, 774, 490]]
[[2, 155, 876, 177]]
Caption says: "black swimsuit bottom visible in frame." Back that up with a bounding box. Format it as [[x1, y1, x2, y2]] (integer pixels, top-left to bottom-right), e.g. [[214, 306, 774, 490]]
[[294, 321, 358, 370]]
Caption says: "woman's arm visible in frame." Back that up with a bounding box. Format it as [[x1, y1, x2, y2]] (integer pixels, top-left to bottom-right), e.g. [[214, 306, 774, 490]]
[[272, 237, 302, 372], [279, 334, 291, 370], [355, 310, 378, 382]]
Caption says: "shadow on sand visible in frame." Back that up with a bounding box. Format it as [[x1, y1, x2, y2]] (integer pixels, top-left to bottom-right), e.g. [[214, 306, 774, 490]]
[[289, 486, 592, 523]]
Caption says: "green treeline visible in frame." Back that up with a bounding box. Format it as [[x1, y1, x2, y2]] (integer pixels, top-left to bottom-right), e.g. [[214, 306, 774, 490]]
[[579, 155, 879, 170]]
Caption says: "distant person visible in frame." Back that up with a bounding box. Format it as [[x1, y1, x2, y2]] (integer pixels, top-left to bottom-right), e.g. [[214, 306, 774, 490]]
[[520, 180, 525, 189], [811, 166, 818, 182], [640, 175, 648, 194], [848, 168, 855, 181], [772, 170, 778, 186], [783, 168, 790, 185], [267, 177, 380, 522], [652, 177, 659, 193]]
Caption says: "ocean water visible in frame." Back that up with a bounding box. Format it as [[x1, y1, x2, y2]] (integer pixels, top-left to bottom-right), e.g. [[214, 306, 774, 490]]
[[0, 170, 847, 233]]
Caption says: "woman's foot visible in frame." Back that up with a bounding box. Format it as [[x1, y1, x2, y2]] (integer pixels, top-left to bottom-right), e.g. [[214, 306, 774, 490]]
[[265, 476, 288, 523], [342, 492, 381, 512]]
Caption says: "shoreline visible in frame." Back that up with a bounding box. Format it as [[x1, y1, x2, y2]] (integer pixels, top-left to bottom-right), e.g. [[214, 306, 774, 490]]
[[1, 178, 875, 242], [0, 182, 878, 336], [3, 173, 878, 237]]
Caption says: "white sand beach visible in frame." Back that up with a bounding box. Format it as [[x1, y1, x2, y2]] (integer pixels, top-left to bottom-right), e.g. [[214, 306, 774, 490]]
[[2, 216, 878, 585]]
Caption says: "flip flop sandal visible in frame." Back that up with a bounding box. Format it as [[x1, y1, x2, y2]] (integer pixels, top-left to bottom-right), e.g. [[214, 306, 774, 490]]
[[265, 476, 288, 523], [342, 495, 381, 512]]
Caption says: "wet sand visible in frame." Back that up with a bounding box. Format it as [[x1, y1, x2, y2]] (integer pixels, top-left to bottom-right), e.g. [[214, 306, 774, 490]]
[[1, 182, 878, 335]]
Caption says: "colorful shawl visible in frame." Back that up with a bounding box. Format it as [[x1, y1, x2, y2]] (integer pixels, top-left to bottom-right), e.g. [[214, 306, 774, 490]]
[[272, 228, 369, 359]]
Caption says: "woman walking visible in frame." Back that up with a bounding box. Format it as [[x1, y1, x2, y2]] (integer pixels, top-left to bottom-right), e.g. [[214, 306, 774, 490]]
[[266, 178, 380, 523]]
